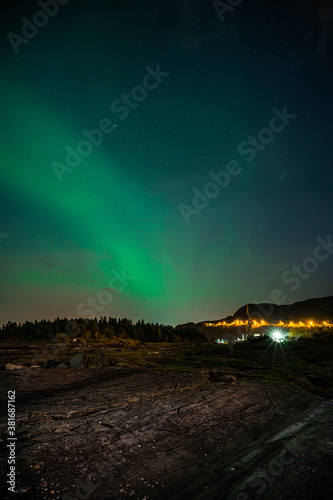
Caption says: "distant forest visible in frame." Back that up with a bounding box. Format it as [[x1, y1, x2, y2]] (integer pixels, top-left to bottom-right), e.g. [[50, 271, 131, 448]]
[[0, 317, 207, 344]]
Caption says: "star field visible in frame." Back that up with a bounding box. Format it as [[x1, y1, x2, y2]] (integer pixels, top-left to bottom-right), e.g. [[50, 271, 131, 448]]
[[0, 0, 332, 326]]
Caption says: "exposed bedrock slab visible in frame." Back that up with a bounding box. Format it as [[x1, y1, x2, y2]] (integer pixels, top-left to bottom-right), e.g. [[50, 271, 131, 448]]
[[1, 368, 331, 500]]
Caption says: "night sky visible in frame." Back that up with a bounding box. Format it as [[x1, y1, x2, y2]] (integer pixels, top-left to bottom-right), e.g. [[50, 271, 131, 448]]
[[1, 0, 333, 327]]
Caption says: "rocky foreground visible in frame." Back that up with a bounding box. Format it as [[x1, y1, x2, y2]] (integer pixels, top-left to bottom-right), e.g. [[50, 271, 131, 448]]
[[0, 342, 333, 499]]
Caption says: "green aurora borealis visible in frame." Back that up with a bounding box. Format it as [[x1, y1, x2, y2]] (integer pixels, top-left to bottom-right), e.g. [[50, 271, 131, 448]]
[[1, 0, 333, 325]]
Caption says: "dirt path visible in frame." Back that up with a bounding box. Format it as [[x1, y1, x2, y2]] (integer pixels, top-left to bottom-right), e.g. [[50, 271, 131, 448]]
[[1, 367, 330, 499]]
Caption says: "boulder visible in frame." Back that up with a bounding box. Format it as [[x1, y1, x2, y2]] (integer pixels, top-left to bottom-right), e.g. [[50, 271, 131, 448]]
[[88, 350, 109, 368], [55, 333, 71, 343], [56, 363, 69, 369], [69, 352, 87, 369], [40, 359, 58, 369], [208, 371, 237, 383]]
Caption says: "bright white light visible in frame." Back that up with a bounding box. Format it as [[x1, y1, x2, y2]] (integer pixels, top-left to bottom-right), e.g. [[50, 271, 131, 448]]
[[272, 330, 284, 342]]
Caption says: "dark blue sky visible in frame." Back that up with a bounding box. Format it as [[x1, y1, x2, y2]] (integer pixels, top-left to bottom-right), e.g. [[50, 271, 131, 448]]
[[1, 0, 332, 326]]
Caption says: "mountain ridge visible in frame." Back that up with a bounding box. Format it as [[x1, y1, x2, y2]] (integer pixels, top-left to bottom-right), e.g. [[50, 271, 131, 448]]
[[181, 295, 333, 329]]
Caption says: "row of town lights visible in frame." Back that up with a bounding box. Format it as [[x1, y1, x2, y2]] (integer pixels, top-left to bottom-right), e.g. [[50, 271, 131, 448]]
[[205, 320, 332, 328]]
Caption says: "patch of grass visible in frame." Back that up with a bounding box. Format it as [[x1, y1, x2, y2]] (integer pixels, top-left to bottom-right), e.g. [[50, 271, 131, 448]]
[[183, 355, 227, 365]]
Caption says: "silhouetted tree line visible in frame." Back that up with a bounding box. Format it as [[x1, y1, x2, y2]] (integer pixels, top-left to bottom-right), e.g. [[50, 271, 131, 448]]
[[0, 317, 207, 343]]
